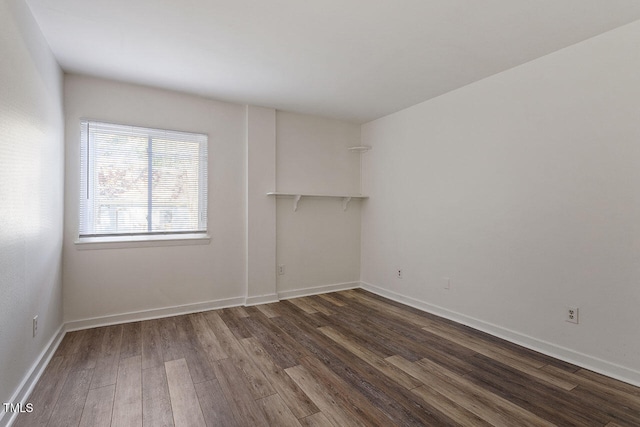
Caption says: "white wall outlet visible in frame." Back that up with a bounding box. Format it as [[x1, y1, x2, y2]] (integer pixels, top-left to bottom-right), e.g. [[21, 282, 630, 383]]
[[33, 315, 38, 337], [397, 268, 403, 279], [278, 265, 285, 275], [566, 307, 579, 324], [443, 277, 450, 290]]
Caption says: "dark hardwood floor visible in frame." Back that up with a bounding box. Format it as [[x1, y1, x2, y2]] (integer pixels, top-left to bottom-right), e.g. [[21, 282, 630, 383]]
[[14, 289, 640, 426]]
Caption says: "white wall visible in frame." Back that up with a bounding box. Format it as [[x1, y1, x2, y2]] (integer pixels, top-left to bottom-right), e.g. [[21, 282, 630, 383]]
[[63, 78, 364, 321], [63, 75, 247, 322], [276, 112, 362, 295], [0, 0, 64, 419], [361, 20, 640, 384], [246, 106, 277, 304], [276, 111, 361, 195]]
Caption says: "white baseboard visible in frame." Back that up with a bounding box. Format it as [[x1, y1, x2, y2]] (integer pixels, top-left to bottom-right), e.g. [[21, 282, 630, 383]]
[[278, 281, 360, 300], [244, 294, 279, 306], [63, 283, 359, 330], [1, 324, 65, 427], [361, 281, 640, 388], [65, 296, 246, 331]]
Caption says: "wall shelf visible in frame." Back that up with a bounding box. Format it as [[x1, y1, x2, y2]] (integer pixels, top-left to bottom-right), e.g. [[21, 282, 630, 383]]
[[267, 192, 368, 211], [348, 146, 372, 152]]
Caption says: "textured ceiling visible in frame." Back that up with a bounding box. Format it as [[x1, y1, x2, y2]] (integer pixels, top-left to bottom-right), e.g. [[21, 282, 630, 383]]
[[25, 0, 640, 123]]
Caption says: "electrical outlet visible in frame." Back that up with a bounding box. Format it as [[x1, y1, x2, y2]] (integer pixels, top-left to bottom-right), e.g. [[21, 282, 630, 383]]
[[278, 265, 285, 275], [566, 307, 579, 324], [397, 268, 403, 279], [33, 315, 38, 337], [443, 277, 450, 290]]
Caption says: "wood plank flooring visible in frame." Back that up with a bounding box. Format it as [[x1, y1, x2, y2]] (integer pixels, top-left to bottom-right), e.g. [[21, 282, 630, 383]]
[[15, 289, 640, 426]]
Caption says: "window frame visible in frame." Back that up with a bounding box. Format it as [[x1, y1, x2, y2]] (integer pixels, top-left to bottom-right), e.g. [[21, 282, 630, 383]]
[[77, 119, 209, 246]]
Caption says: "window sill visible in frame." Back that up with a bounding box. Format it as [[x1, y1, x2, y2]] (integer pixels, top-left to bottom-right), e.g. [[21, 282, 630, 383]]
[[75, 233, 211, 250]]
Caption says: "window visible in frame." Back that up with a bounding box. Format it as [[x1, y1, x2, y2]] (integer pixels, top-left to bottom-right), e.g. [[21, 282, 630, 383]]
[[79, 120, 208, 239]]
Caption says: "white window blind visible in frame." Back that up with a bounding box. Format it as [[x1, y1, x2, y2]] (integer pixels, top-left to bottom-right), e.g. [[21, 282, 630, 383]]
[[79, 120, 208, 238]]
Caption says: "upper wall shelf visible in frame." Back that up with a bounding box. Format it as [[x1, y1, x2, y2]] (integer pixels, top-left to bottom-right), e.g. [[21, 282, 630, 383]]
[[267, 192, 369, 212], [348, 146, 372, 152]]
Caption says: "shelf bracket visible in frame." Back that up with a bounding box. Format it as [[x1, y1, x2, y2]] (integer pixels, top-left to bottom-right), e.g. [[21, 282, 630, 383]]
[[342, 196, 352, 211], [293, 194, 302, 212]]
